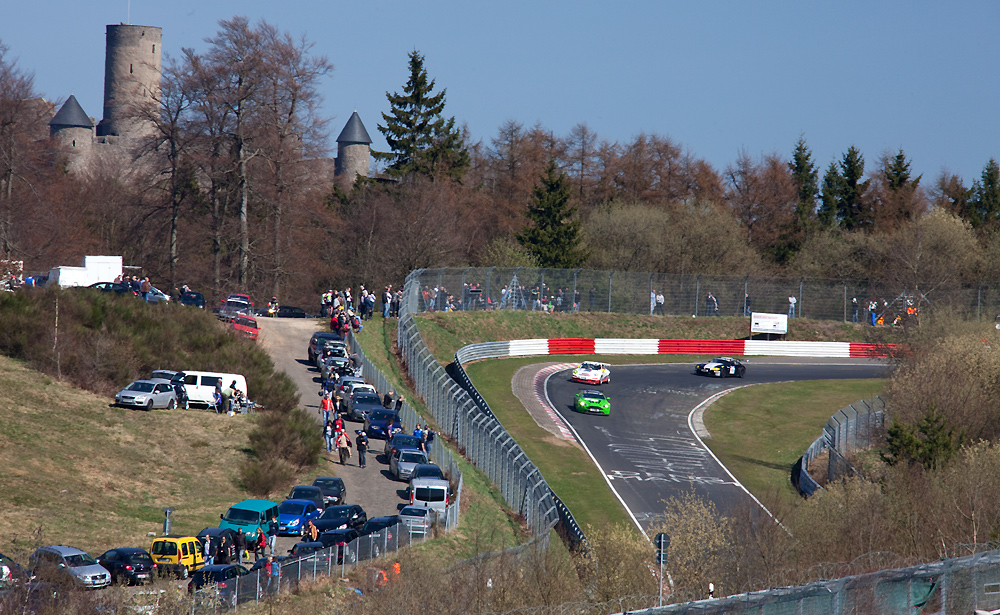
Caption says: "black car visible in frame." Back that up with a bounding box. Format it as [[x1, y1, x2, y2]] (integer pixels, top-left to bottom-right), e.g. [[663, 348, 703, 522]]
[[287, 485, 325, 511], [0, 551, 28, 587], [285, 542, 332, 563], [694, 356, 746, 378], [276, 306, 308, 318], [318, 529, 360, 564], [409, 464, 445, 483], [196, 528, 238, 564], [88, 281, 134, 295], [312, 477, 346, 507], [186, 564, 248, 598], [359, 516, 401, 539], [348, 391, 384, 422], [384, 433, 424, 459], [308, 332, 342, 363], [179, 291, 206, 309], [96, 548, 156, 585], [364, 409, 402, 440], [313, 505, 367, 533]]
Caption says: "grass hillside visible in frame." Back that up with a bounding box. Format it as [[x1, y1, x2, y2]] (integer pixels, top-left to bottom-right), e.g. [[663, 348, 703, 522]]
[[416, 311, 879, 360]]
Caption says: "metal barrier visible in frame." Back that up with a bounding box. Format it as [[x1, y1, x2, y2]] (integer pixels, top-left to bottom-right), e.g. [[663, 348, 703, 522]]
[[793, 397, 885, 497], [406, 267, 1000, 322], [397, 270, 565, 543]]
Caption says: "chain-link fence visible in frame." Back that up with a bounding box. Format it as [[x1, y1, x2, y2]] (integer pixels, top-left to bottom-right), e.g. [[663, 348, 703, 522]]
[[794, 397, 885, 497], [397, 271, 565, 542], [189, 523, 429, 611], [631, 547, 1000, 615], [407, 267, 1000, 322]]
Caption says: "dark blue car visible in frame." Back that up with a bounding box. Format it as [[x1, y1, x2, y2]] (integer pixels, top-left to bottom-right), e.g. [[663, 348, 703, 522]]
[[364, 409, 401, 440]]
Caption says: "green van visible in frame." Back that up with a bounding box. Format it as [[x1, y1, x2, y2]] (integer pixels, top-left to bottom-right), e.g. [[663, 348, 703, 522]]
[[219, 499, 279, 540]]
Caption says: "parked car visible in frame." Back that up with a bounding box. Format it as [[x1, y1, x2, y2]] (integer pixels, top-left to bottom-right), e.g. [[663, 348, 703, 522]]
[[88, 281, 135, 295], [231, 315, 259, 341], [348, 390, 384, 422], [409, 464, 446, 486], [365, 409, 401, 440], [218, 499, 279, 541], [0, 552, 28, 587], [320, 356, 352, 381], [179, 291, 205, 309], [313, 504, 367, 533], [308, 332, 342, 363], [285, 542, 332, 563], [311, 477, 346, 507], [318, 529, 359, 564], [29, 546, 111, 589], [384, 433, 424, 459], [276, 306, 308, 318], [286, 486, 325, 512], [277, 499, 322, 536], [216, 299, 254, 321], [95, 548, 156, 585], [409, 478, 451, 514], [114, 379, 177, 410], [145, 286, 171, 303], [694, 356, 746, 378], [339, 378, 375, 399], [170, 372, 248, 409], [358, 517, 402, 557], [390, 449, 428, 481], [226, 293, 254, 307], [195, 528, 238, 563], [149, 536, 205, 578], [186, 564, 249, 601], [397, 505, 433, 533]]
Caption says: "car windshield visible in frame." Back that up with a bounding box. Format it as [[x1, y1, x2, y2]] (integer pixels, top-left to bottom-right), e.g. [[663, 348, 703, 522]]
[[400, 452, 427, 463], [126, 382, 154, 392], [151, 541, 177, 556], [65, 553, 98, 567], [413, 467, 444, 479], [320, 507, 349, 520], [370, 411, 395, 422], [394, 435, 422, 446], [354, 393, 380, 404], [400, 507, 428, 517], [224, 508, 260, 523], [290, 489, 316, 500], [314, 479, 343, 490], [580, 363, 600, 370], [583, 393, 605, 401], [279, 501, 305, 515]]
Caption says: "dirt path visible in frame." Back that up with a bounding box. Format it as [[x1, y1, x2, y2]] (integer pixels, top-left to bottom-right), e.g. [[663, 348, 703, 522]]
[[256, 318, 408, 549]]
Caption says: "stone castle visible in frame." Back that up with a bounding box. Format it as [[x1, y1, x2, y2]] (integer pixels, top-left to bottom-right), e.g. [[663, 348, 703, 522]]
[[48, 23, 371, 188]]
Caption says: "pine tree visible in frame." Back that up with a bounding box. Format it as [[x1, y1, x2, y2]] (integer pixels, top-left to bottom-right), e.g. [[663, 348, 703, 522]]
[[838, 146, 870, 231], [970, 158, 1000, 228], [817, 162, 841, 228], [788, 136, 818, 220], [516, 161, 586, 268], [376, 51, 469, 181]]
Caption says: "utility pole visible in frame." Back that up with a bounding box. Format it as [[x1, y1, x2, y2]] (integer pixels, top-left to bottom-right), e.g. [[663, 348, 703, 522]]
[[655, 532, 670, 606]]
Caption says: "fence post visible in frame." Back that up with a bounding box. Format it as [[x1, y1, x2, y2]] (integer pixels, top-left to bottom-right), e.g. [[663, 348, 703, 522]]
[[844, 285, 848, 322], [695, 275, 701, 317], [799, 278, 804, 319], [608, 271, 614, 313]]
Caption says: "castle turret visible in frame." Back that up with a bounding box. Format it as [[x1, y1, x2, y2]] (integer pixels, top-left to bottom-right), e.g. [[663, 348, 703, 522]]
[[96, 24, 161, 139], [335, 111, 372, 188], [49, 95, 94, 169]]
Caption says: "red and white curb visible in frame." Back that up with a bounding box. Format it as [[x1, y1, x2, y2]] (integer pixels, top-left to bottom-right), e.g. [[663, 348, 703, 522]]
[[531, 363, 578, 441]]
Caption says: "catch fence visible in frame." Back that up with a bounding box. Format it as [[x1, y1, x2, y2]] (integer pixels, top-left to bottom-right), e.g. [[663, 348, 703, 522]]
[[408, 267, 1000, 322], [793, 397, 885, 497], [396, 270, 570, 544]]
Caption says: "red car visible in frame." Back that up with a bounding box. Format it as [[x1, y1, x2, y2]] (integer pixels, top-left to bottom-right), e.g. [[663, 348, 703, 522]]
[[232, 315, 259, 341]]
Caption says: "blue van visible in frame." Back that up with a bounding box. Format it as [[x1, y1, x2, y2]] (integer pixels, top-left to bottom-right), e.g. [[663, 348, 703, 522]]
[[219, 499, 279, 540]]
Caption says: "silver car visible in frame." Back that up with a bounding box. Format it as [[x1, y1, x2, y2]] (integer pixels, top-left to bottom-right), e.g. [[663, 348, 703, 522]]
[[29, 546, 111, 589], [114, 379, 178, 410], [397, 505, 433, 533], [390, 449, 428, 481]]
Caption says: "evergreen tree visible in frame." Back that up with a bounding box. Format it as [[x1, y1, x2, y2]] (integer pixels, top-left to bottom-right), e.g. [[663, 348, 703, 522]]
[[788, 136, 818, 220], [516, 161, 586, 268], [838, 146, 871, 231], [376, 51, 469, 181], [817, 162, 841, 228], [885, 149, 917, 191], [881, 406, 963, 470], [970, 158, 1000, 228]]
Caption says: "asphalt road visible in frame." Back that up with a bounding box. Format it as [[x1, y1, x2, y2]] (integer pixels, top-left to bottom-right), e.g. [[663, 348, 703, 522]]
[[256, 318, 409, 554], [546, 358, 889, 533]]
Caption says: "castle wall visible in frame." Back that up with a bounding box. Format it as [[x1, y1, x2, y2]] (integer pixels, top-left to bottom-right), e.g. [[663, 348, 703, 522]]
[[97, 24, 161, 138]]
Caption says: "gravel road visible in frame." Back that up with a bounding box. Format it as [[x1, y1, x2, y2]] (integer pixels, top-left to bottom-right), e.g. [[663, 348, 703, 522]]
[[256, 318, 408, 552]]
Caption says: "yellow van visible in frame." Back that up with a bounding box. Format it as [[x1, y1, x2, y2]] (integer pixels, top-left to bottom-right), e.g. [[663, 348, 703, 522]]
[[149, 535, 205, 578]]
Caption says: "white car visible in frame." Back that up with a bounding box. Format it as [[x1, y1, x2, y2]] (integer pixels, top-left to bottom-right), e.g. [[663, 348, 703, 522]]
[[114, 379, 178, 410], [571, 361, 611, 385]]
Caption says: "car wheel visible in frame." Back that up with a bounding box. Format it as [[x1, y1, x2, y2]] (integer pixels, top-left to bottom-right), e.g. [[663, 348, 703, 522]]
[[738, 369, 744, 378], [146, 400, 154, 411], [167, 399, 176, 410], [180, 567, 189, 580]]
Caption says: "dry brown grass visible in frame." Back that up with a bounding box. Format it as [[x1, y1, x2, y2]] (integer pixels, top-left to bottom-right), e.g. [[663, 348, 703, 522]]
[[0, 354, 255, 558]]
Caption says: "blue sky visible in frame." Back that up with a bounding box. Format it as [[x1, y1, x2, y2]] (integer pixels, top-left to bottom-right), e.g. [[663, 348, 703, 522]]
[[3, 1, 997, 186]]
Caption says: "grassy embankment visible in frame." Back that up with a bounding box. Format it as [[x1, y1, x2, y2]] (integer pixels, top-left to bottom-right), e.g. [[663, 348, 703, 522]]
[[411, 310, 888, 527]]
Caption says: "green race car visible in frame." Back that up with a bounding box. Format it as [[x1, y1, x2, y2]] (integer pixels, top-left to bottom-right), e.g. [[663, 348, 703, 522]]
[[574, 390, 611, 415]]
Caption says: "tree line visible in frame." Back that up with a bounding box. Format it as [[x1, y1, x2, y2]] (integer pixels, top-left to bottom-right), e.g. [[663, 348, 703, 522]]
[[1, 19, 998, 309]]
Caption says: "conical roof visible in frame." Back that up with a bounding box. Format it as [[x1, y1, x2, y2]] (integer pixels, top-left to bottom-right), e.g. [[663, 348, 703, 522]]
[[49, 95, 93, 129], [336, 111, 372, 145]]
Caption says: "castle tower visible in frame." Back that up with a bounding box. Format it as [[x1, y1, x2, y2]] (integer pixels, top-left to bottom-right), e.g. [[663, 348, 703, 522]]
[[334, 111, 372, 188], [96, 24, 161, 139], [49, 95, 95, 170]]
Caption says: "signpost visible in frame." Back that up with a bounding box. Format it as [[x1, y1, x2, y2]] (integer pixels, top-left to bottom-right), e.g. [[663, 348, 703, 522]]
[[655, 533, 670, 605], [750, 312, 788, 339]]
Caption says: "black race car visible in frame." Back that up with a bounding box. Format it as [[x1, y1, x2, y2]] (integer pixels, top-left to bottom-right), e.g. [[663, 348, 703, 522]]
[[694, 356, 746, 378]]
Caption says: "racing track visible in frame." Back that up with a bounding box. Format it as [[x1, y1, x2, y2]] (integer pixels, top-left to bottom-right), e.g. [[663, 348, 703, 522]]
[[545, 358, 888, 533]]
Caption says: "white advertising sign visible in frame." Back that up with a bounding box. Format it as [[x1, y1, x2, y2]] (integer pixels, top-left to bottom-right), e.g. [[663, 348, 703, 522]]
[[751, 312, 788, 335]]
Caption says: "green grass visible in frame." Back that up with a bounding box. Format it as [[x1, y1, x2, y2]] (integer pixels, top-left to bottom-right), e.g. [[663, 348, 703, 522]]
[[702, 379, 885, 507]]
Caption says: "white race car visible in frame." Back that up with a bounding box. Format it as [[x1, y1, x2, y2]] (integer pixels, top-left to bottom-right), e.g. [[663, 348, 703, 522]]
[[571, 361, 611, 385]]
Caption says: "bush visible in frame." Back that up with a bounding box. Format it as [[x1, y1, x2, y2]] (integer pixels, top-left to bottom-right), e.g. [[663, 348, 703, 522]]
[[240, 457, 296, 496]]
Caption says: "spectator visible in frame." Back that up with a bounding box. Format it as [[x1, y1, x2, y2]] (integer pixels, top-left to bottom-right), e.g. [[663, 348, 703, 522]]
[[383, 390, 394, 409], [267, 516, 278, 555], [743, 293, 751, 317], [355, 429, 369, 468], [852, 297, 860, 322], [324, 420, 334, 453], [394, 395, 405, 412], [656, 290, 666, 316], [337, 431, 352, 465], [203, 535, 213, 566], [140, 277, 152, 301], [706, 292, 719, 317], [319, 391, 333, 424], [235, 529, 246, 566], [307, 520, 319, 542], [254, 531, 266, 561], [788, 295, 797, 318]]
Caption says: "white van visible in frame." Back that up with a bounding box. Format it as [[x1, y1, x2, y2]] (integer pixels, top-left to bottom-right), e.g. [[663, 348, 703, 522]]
[[409, 477, 451, 514], [171, 371, 248, 408]]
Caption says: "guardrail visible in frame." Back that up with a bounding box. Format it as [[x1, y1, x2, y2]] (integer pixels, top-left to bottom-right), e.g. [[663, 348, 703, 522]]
[[793, 397, 885, 497]]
